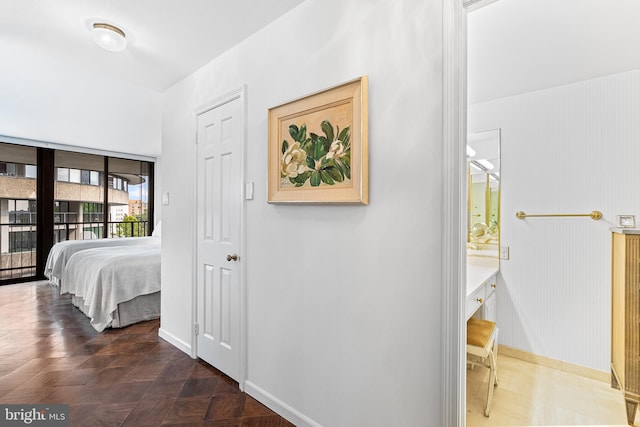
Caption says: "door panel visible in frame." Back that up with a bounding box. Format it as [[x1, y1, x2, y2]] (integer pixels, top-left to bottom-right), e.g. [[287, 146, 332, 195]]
[[196, 95, 243, 382]]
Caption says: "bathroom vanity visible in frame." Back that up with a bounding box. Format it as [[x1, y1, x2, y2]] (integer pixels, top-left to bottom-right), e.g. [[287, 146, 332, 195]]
[[466, 254, 499, 322]]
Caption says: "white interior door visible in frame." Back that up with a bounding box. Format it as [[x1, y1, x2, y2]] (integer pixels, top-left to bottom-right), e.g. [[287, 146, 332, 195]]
[[196, 92, 243, 382]]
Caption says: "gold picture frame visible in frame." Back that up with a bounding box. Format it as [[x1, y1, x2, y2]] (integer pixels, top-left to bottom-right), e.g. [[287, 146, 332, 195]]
[[268, 76, 368, 204]]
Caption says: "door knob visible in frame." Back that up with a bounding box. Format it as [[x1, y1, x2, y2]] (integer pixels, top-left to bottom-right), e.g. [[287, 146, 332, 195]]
[[226, 254, 238, 262]]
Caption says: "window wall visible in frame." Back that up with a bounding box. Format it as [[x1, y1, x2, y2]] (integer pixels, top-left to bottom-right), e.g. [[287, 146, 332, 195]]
[[0, 143, 37, 281], [54, 151, 105, 241], [109, 158, 151, 237], [0, 141, 154, 284]]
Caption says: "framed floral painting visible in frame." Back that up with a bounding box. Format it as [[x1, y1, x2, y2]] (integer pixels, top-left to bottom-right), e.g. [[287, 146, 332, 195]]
[[268, 76, 368, 204]]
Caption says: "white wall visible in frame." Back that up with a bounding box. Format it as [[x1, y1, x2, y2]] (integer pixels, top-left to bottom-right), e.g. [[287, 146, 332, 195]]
[[160, 0, 443, 425], [0, 38, 162, 157], [469, 69, 640, 372]]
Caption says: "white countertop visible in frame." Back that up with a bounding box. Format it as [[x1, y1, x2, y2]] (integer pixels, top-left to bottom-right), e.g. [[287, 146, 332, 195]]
[[467, 255, 499, 297], [610, 227, 640, 234]]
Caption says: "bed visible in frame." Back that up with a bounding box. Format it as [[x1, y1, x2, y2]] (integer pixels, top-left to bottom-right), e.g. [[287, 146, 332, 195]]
[[44, 235, 159, 287], [60, 242, 161, 332]]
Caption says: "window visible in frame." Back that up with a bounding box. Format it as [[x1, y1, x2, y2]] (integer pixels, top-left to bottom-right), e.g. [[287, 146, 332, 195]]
[[54, 201, 73, 224], [25, 165, 37, 178], [0, 163, 36, 178], [9, 231, 37, 252], [0, 142, 154, 284], [56, 168, 101, 186], [0, 162, 17, 176], [0, 143, 37, 282], [69, 169, 81, 183], [7, 199, 36, 224], [57, 168, 69, 181], [82, 203, 103, 223]]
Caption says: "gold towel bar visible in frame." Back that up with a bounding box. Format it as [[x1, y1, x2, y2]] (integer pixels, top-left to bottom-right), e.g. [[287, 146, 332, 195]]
[[515, 210, 603, 220]]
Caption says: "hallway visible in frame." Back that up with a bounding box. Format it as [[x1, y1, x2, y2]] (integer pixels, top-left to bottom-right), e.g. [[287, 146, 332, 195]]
[[0, 281, 294, 426]]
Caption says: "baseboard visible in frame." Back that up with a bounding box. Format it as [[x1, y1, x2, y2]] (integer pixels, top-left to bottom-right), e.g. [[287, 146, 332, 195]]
[[498, 344, 609, 383], [158, 327, 192, 356], [244, 381, 322, 427]]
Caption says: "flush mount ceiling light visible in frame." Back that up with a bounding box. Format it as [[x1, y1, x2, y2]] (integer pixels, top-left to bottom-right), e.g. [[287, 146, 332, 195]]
[[466, 145, 476, 158], [477, 159, 494, 170], [92, 23, 127, 52]]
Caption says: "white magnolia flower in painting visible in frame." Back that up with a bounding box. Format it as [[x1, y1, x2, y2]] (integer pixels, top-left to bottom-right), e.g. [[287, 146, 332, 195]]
[[281, 141, 308, 178], [326, 139, 346, 160]]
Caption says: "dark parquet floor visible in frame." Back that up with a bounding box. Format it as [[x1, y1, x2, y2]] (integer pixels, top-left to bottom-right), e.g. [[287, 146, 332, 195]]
[[0, 281, 295, 427]]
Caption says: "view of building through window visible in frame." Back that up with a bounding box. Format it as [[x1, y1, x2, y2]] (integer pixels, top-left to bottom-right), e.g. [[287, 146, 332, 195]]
[[0, 142, 153, 282], [0, 143, 38, 280]]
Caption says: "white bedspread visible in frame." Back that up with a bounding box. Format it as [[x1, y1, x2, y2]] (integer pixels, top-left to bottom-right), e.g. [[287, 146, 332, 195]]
[[44, 236, 159, 285], [61, 243, 161, 332]]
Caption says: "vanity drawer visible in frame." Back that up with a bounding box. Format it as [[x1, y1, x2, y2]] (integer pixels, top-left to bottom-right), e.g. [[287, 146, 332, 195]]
[[485, 278, 497, 299], [466, 283, 486, 319]]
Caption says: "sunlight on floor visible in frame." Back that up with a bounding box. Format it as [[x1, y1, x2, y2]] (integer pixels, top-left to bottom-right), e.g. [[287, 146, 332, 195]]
[[466, 353, 634, 427]]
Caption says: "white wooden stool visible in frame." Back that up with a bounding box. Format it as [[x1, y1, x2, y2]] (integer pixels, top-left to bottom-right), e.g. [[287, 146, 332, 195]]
[[467, 317, 499, 417]]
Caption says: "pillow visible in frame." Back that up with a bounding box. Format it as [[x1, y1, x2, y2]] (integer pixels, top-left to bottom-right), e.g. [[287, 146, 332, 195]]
[[152, 221, 162, 237]]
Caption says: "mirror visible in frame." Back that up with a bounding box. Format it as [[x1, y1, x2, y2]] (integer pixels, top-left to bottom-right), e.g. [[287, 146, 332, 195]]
[[467, 129, 500, 250]]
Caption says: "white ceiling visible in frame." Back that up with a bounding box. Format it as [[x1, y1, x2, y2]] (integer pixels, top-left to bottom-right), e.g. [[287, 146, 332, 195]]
[[468, 0, 640, 104], [3, 1, 638, 109], [0, 0, 305, 93]]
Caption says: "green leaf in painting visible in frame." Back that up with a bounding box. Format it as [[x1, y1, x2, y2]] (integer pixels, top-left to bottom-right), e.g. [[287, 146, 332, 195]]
[[288, 171, 310, 187], [334, 159, 346, 177], [327, 167, 343, 182], [319, 136, 330, 155], [281, 140, 289, 154], [338, 126, 350, 142], [338, 127, 351, 149], [301, 139, 312, 155], [337, 158, 351, 180], [310, 171, 321, 186], [320, 170, 335, 185], [293, 171, 311, 184], [306, 140, 316, 160], [314, 139, 327, 160], [321, 157, 335, 168], [298, 124, 307, 141], [321, 121, 334, 143], [306, 156, 315, 169], [289, 125, 299, 140]]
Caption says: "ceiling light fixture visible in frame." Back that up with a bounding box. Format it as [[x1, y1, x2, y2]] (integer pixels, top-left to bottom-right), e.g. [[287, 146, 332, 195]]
[[466, 145, 476, 158], [469, 161, 484, 172], [92, 23, 127, 52], [477, 159, 494, 170]]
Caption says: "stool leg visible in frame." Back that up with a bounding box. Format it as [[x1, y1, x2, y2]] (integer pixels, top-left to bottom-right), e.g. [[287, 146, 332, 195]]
[[492, 344, 499, 386], [484, 350, 497, 417]]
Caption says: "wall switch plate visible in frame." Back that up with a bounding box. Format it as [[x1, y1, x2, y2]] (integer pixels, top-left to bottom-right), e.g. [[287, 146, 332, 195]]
[[500, 245, 509, 260], [245, 182, 254, 200], [162, 192, 170, 205]]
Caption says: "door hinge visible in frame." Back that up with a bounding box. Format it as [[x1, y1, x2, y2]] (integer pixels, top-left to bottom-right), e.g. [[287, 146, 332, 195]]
[[194, 323, 199, 335]]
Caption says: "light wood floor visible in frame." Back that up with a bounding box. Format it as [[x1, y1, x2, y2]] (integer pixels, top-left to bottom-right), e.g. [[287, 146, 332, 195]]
[[467, 351, 635, 427]]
